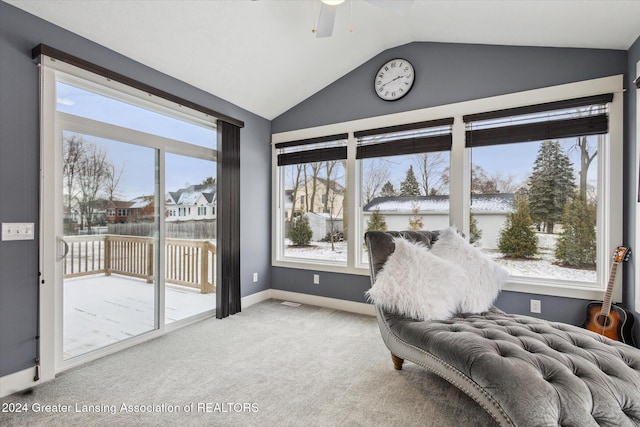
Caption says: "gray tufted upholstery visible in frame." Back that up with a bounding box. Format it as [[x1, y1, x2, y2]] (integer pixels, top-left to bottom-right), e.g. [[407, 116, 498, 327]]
[[365, 230, 640, 427]]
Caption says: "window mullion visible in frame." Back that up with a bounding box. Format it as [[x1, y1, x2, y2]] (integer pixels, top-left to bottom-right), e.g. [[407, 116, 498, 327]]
[[346, 132, 357, 269], [450, 116, 469, 234]]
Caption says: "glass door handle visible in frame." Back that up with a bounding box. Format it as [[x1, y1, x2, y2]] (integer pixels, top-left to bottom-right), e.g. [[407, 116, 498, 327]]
[[56, 236, 69, 262]]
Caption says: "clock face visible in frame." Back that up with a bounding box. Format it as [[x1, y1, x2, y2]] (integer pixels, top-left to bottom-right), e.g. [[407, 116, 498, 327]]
[[374, 58, 415, 101]]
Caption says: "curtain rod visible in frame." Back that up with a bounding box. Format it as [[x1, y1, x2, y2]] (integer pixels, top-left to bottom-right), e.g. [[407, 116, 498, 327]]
[[32, 44, 244, 128]]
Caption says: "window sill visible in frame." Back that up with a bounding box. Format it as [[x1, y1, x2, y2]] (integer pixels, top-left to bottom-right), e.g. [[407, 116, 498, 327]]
[[272, 258, 367, 276], [503, 278, 604, 301], [272, 259, 605, 301]]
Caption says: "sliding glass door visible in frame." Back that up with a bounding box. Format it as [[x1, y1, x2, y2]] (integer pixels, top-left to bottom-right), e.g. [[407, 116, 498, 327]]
[[164, 154, 217, 324], [42, 69, 218, 367], [61, 131, 159, 359]]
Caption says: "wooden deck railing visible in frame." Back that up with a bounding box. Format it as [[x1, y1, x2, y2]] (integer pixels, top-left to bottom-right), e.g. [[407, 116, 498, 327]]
[[63, 235, 216, 293]]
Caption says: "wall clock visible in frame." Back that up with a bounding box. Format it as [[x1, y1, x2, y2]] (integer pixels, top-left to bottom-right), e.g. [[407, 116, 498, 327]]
[[374, 58, 415, 101]]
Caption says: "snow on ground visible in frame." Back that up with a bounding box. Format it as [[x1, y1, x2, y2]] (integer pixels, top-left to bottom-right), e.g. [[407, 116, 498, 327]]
[[284, 232, 597, 283], [284, 239, 348, 262], [64, 275, 215, 359], [483, 232, 596, 282]]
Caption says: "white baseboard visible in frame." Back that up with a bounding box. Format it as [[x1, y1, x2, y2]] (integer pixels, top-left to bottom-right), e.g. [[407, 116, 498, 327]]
[[269, 289, 375, 316], [241, 289, 271, 308], [0, 367, 39, 398], [230, 288, 376, 316]]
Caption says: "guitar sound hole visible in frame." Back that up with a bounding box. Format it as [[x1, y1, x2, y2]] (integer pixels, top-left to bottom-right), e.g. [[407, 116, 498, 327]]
[[596, 315, 611, 328]]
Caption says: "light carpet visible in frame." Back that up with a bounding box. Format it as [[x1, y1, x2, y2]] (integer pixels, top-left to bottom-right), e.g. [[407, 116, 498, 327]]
[[0, 299, 497, 426]]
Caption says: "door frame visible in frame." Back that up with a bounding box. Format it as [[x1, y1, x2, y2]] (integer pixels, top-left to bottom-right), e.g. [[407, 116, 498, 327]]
[[38, 58, 218, 382]]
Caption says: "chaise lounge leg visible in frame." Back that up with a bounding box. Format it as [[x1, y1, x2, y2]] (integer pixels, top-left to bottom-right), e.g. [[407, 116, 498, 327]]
[[391, 353, 404, 370]]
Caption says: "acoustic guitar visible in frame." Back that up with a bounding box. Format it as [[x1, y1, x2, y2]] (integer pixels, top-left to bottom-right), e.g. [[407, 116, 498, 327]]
[[582, 246, 635, 346]]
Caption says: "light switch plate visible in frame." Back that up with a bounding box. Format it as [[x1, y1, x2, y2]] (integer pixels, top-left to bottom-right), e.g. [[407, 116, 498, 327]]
[[2, 223, 35, 241]]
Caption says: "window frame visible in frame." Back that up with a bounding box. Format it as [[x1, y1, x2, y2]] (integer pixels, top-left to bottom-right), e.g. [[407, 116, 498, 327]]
[[635, 60, 640, 314], [272, 75, 623, 300], [273, 135, 349, 267]]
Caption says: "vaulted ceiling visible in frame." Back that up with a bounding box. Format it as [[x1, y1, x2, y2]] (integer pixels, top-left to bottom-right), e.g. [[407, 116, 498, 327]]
[[5, 0, 640, 120]]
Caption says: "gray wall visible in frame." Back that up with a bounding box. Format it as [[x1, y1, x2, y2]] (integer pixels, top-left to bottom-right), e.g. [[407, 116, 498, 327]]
[[273, 42, 627, 133], [625, 34, 640, 344], [0, 2, 272, 378], [272, 41, 629, 326]]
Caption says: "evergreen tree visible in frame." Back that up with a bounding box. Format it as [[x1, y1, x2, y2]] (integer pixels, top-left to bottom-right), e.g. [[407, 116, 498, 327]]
[[469, 212, 482, 245], [408, 204, 424, 231], [498, 194, 538, 258], [555, 192, 596, 268], [526, 140, 575, 233], [380, 181, 396, 197], [366, 208, 387, 232], [399, 166, 421, 197], [289, 214, 312, 246]]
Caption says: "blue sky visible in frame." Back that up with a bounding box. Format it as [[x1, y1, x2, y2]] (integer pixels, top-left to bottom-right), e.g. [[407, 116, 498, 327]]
[[58, 82, 216, 200], [381, 137, 597, 195]]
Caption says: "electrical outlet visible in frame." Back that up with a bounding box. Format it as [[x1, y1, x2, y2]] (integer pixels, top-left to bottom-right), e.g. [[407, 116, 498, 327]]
[[313, 274, 320, 285], [1, 223, 35, 241], [530, 299, 541, 314], [252, 272, 258, 283]]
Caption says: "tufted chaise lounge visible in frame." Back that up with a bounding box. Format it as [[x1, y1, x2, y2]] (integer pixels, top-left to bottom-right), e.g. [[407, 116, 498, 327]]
[[365, 230, 640, 427]]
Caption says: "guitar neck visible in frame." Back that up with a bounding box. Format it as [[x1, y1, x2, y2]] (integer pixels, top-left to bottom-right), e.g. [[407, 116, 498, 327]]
[[600, 261, 619, 315]]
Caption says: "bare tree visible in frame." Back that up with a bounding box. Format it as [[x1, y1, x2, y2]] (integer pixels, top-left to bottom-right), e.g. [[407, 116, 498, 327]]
[[103, 161, 125, 202], [303, 164, 309, 212], [568, 105, 600, 197], [288, 164, 304, 218], [76, 142, 110, 231], [489, 171, 523, 193], [305, 162, 322, 212], [323, 161, 338, 213], [412, 152, 447, 195], [571, 135, 597, 196], [323, 161, 345, 251], [63, 134, 85, 228], [362, 158, 391, 204], [470, 164, 498, 194]]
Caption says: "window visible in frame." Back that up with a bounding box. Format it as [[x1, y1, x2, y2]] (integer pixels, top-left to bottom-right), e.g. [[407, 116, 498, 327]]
[[275, 134, 348, 264], [272, 75, 622, 299], [356, 119, 453, 264], [464, 94, 613, 288]]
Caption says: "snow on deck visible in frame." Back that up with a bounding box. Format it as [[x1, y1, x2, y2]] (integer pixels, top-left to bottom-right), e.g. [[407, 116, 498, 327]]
[[64, 274, 214, 359]]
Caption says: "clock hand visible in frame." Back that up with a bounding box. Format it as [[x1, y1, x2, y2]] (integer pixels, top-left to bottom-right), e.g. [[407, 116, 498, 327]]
[[381, 75, 406, 88]]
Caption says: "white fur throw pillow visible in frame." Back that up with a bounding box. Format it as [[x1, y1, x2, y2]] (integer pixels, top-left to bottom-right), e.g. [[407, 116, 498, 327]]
[[366, 237, 471, 321], [429, 227, 508, 313]]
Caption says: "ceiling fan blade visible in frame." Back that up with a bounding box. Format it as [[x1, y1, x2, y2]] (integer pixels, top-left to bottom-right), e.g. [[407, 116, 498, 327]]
[[316, 3, 337, 38], [367, 0, 413, 15]]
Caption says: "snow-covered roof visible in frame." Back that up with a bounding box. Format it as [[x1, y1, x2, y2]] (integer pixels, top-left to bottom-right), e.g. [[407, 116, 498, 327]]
[[364, 194, 515, 213], [129, 196, 153, 209], [166, 184, 215, 206]]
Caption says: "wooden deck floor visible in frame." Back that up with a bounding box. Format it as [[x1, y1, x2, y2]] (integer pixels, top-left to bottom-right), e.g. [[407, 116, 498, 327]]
[[63, 274, 215, 359]]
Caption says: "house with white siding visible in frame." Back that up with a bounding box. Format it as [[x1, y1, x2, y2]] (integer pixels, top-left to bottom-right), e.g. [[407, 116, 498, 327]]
[[166, 184, 216, 222], [363, 193, 514, 249]]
